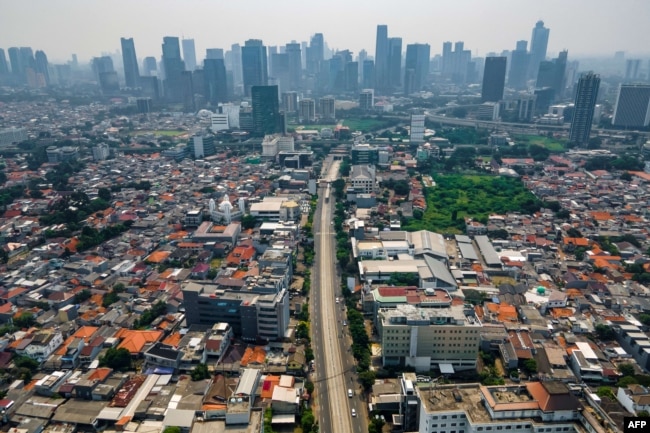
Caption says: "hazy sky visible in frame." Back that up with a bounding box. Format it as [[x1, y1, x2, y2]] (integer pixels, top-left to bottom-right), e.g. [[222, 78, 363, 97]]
[[1, 0, 649, 64]]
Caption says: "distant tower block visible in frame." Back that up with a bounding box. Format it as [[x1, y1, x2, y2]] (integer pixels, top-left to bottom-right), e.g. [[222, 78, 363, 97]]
[[209, 198, 216, 213], [238, 198, 246, 213]]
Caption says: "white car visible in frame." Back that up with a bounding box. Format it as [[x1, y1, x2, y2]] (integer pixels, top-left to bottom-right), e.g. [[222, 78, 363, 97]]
[[351, 408, 356, 417]]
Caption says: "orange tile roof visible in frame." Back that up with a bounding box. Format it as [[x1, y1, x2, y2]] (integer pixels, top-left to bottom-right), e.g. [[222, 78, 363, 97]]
[[73, 326, 99, 340], [114, 329, 164, 354], [240, 346, 266, 367], [88, 367, 113, 382], [162, 332, 182, 347], [146, 250, 171, 263], [590, 211, 613, 221], [550, 308, 573, 319], [563, 237, 589, 246]]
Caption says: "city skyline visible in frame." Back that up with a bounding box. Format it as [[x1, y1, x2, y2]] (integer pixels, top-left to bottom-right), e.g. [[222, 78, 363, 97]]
[[1, 0, 649, 64]]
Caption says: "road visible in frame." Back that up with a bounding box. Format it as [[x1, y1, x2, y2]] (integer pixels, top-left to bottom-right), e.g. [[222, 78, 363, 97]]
[[311, 158, 366, 433]]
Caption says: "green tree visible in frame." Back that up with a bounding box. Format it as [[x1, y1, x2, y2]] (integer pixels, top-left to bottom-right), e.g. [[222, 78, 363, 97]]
[[619, 363, 635, 377], [163, 427, 181, 433], [304, 380, 315, 395], [99, 347, 132, 370], [98, 187, 112, 201], [301, 410, 315, 433], [241, 214, 257, 229], [358, 370, 376, 391], [522, 358, 537, 374], [617, 376, 639, 387], [14, 312, 36, 329], [191, 363, 210, 381], [595, 324, 615, 341]]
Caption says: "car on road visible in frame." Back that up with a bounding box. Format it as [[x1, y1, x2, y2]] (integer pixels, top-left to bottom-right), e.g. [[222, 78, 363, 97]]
[[342, 320, 347, 326], [348, 388, 353, 397], [351, 408, 356, 417], [335, 297, 339, 304]]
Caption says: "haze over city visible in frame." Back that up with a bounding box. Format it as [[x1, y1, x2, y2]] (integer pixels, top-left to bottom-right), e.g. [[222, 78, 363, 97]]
[[1, 0, 650, 63]]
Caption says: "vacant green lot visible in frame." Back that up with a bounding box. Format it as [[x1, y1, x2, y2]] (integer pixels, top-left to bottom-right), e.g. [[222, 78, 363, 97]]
[[342, 118, 392, 132], [403, 174, 542, 234], [133, 130, 188, 137], [515, 134, 565, 152]]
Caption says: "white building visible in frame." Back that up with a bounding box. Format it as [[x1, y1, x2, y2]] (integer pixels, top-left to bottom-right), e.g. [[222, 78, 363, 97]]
[[378, 304, 481, 372], [416, 380, 584, 433], [219, 103, 240, 128], [617, 384, 650, 415], [277, 136, 295, 152], [410, 114, 426, 144], [262, 135, 279, 157], [211, 113, 229, 132]]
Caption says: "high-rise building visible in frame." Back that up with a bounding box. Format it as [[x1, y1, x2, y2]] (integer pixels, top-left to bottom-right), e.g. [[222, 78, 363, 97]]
[[270, 52, 289, 94], [481, 57, 507, 102], [204, 58, 227, 106], [92, 56, 119, 93], [251, 85, 282, 136], [410, 114, 426, 144], [357, 49, 368, 85], [442, 41, 472, 85], [508, 40, 529, 90], [120, 37, 140, 88], [242, 40, 268, 97], [359, 89, 374, 111], [345, 61, 359, 93], [362, 60, 375, 89], [375, 25, 389, 91], [34, 50, 50, 86], [182, 38, 197, 71], [307, 33, 324, 75], [319, 96, 335, 120], [7, 47, 22, 80], [299, 98, 316, 122], [529, 20, 550, 79], [229, 43, 243, 94], [404, 43, 430, 94], [612, 84, 650, 128], [535, 50, 568, 102], [388, 37, 402, 90], [569, 72, 600, 146], [625, 59, 641, 82], [286, 42, 302, 91], [162, 36, 186, 102], [282, 91, 299, 113], [206, 48, 224, 60], [142, 56, 157, 76], [0, 49, 9, 75]]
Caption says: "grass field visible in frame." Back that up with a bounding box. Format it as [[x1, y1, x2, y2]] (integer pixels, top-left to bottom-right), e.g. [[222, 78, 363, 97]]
[[516, 134, 566, 152], [341, 118, 392, 132], [133, 130, 188, 137]]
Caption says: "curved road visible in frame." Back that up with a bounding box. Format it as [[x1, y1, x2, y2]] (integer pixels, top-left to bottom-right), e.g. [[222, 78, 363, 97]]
[[311, 159, 366, 433]]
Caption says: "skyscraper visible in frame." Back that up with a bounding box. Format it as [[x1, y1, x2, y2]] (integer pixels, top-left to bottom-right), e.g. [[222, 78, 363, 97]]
[[535, 50, 568, 101], [508, 40, 529, 90], [612, 84, 650, 128], [92, 56, 119, 94], [228, 43, 244, 94], [529, 20, 550, 79], [182, 38, 197, 71], [307, 33, 324, 75], [142, 57, 157, 76], [345, 61, 359, 93], [8, 47, 22, 80], [625, 59, 641, 82], [362, 60, 375, 89], [375, 25, 389, 91], [270, 52, 289, 94], [569, 72, 600, 146], [121, 37, 140, 88], [481, 57, 507, 102], [442, 41, 472, 85], [162, 36, 186, 102], [34, 50, 50, 86], [206, 49, 224, 60], [387, 37, 402, 90], [404, 43, 430, 94], [286, 42, 302, 91], [0, 49, 9, 75], [251, 85, 283, 136], [204, 58, 227, 106], [242, 39, 268, 97]]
